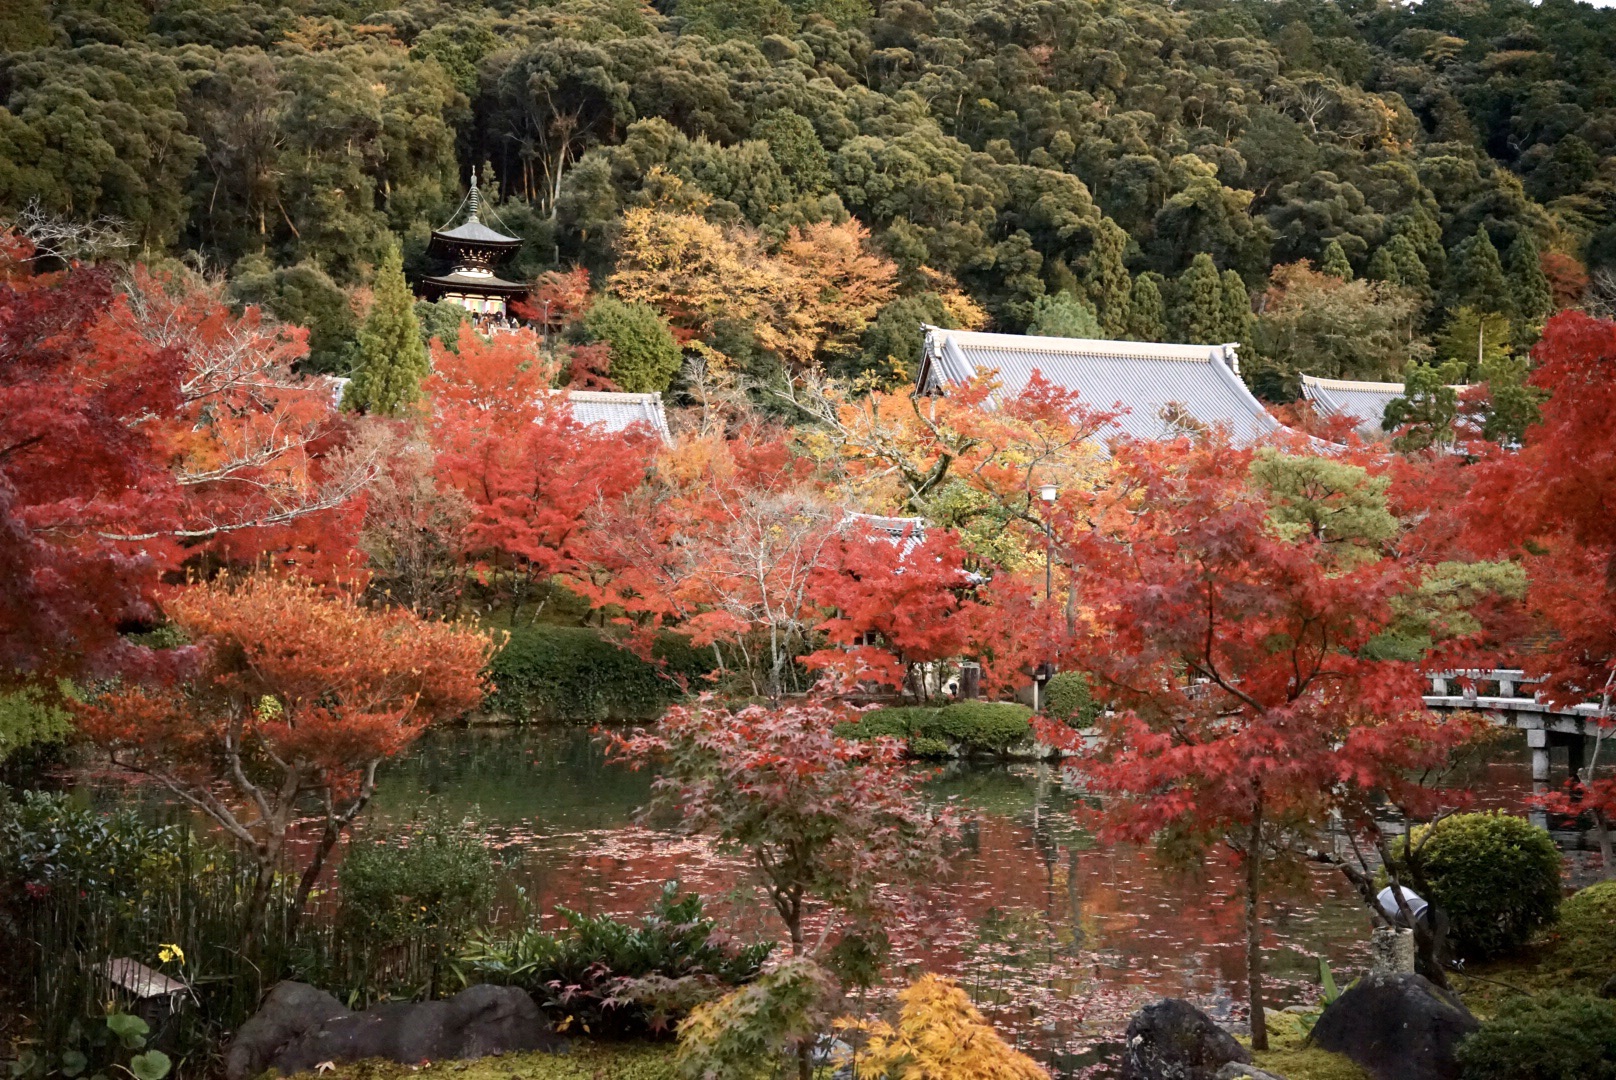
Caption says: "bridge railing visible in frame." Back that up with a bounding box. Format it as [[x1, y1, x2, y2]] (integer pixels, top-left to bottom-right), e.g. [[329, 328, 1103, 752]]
[[1424, 669, 1535, 701]]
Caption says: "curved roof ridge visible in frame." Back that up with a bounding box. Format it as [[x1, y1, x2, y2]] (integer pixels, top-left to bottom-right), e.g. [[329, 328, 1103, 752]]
[[1301, 374, 1407, 393], [935, 328, 1229, 362]]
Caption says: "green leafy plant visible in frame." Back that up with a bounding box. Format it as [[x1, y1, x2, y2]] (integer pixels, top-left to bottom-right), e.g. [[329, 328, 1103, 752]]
[[487, 626, 710, 722], [337, 813, 496, 1000], [1043, 671, 1101, 728], [1548, 880, 1616, 982], [837, 702, 1033, 756], [459, 881, 772, 1037], [1394, 812, 1562, 960], [674, 958, 833, 1080], [1456, 992, 1616, 1080]]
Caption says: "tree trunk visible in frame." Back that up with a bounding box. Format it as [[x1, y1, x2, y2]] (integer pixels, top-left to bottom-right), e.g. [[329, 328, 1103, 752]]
[[1596, 809, 1615, 881], [243, 851, 279, 951], [1245, 811, 1267, 1051], [289, 817, 341, 935]]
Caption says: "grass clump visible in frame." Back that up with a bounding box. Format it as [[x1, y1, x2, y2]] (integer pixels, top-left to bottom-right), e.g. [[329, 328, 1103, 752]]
[[283, 1042, 680, 1080], [1239, 1011, 1368, 1080]]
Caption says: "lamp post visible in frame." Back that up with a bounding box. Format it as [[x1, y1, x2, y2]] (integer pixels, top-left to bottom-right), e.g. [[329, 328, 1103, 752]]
[[1036, 483, 1057, 713], [1039, 483, 1058, 601]]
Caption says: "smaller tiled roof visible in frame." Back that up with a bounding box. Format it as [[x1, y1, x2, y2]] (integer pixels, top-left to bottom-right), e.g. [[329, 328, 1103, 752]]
[[551, 390, 672, 443], [432, 219, 521, 247], [422, 269, 529, 295], [1300, 375, 1409, 440], [918, 328, 1283, 446]]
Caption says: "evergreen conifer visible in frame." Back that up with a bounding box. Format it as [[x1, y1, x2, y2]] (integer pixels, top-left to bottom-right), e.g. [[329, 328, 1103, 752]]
[[1320, 239, 1353, 280], [344, 243, 430, 415], [1174, 254, 1224, 344], [1504, 232, 1552, 329], [1219, 269, 1253, 343], [1127, 272, 1167, 342], [1450, 228, 1508, 314], [1082, 219, 1133, 337]]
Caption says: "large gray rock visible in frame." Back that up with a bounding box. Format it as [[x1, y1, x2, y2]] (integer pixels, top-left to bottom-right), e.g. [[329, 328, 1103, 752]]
[[1121, 998, 1253, 1080], [1308, 971, 1479, 1080], [1216, 1065, 1290, 1080], [226, 983, 557, 1080]]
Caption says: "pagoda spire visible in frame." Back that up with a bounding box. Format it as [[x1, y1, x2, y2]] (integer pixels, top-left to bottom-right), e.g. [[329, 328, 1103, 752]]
[[466, 167, 482, 223]]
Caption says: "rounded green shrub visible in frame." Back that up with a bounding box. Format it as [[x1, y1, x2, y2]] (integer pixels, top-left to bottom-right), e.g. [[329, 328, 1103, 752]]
[[1456, 992, 1616, 1080], [1407, 812, 1562, 960], [1044, 671, 1100, 727], [488, 626, 709, 722], [1551, 880, 1616, 982], [928, 702, 1033, 753], [581, 296, 682, 393]]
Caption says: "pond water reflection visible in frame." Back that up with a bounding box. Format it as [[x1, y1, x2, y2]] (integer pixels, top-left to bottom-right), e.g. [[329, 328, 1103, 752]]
[[363, 725, 1558, 1073]]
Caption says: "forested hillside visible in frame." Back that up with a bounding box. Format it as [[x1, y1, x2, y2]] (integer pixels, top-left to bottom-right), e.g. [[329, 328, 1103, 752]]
[[4, 0, 1614, 401]]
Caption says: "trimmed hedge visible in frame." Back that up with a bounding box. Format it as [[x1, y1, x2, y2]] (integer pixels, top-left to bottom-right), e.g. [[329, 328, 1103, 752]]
[[1551, 880, 1616, 982], [1404, 812, 1562, 960], [487, 625, 711, 722], [838, 702, 1034, 757], [1456, 992, 1616, 1080], [1044, 671, 1101, 727]]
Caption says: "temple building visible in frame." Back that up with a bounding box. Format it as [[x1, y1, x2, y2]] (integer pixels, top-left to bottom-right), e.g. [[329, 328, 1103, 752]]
[[420, 170, 527, 317], [916, 327, 1283, 446], [1300, 375, 1410, 441]]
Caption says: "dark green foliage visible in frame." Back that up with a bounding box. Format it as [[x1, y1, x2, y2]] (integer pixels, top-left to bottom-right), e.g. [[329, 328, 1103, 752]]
[[838, 702, 1033, 756], [0, 684, 72, 766], [582, 296, 683, 393], [1368, 234, 1430, 295], [487, 625, 710, 722], [1505, 232, 1552, 330], [1082, 218, 1133, 337], [458, 881, 772, 1037], [345, 243, 429, 414], [1320, 239, 1353, 281], [1401, 812, 1563, 961], [1026, 291, 1102, 338], [1450, 228, 1509, 315], [1456, 992, 1616, 1080], [1384, 360, 1464, 451], [230, 258, 360, 374], [853, 292, 958, 383], [1173, 254, 1225, 345], [1127, 272, 1167, 342], [1549, 880, 1616, 983], [1044, 672, 1100, 728], [1218, 268, 1253, 343], [752, 110, 830, 197], [337, 814, 495, 999], [415, 299, 467, 352]]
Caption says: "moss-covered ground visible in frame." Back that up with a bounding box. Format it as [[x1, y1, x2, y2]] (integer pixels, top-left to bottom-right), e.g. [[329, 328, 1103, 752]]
[[279, 1042, 680, 1080], [1239, 1010, 1369, 1080]]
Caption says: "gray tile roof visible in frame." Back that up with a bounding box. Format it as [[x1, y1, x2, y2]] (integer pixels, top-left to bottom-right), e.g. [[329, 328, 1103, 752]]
[[917, 328, 1282, 445], [432, 219, 522, 246], [550, 390, 672, 443], [1299, 376, 1407, 440]]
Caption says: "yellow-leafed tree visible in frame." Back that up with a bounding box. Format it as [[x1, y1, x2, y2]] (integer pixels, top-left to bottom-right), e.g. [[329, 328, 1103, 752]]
[[844, 975, 1050, 1080]]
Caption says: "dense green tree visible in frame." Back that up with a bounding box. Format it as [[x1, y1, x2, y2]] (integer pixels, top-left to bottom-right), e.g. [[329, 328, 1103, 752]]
[[344, 243, 430, 415], [1127, 272, 1167, 343], [1320, 239, 1353, 281], [1504, 232, 1552, 331], [1173, 254, 1226, 345], [1026, 292, 1103, 339], [1219, 269, 1254, 344], [229, 257, 360, 375], [1082, 218, 1133, 338], [1449, 228, 1508, 315], [1435, 307, 1512, 379], [582, 296, 683, 393], [416, 300, 468, 353], [1367, 234, 1429, 293], [1383, 360, 1465, 452]]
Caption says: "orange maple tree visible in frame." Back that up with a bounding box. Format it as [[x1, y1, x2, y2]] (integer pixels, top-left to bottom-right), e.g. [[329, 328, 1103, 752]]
[[75, 573, 495, 931]]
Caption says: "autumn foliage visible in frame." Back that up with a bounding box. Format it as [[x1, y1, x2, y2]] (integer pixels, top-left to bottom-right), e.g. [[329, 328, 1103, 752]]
[[75, 573, 494, 927], [841, 974, 1050, 1080]]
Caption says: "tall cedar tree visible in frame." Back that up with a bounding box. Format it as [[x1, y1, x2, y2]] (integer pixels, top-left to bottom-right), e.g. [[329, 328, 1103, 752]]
[[1219, 268, 1253, 342], [1082, 218, 1133, 338], [1320, 238, 1354, 280], [1450, 228, 1508, 315], [1174, 254, 1224, 344], [1040, 439, 1481, 1048], [1466, 312, 1616, 874], [74, 574, 494, 934], [346, 243, 431, 415], [1505, 232, 1553, 330], [1127, 272, 1167, 341]]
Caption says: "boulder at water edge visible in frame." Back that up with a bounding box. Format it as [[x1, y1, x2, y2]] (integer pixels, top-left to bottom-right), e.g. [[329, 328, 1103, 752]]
[[225, 982, 558, 1080], [1121, 998, 1253, 1080], [1307, 971, 1479, 1080]]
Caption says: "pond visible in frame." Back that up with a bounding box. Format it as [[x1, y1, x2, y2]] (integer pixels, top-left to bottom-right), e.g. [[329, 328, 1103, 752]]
[[353, 725, 1552, 1076]]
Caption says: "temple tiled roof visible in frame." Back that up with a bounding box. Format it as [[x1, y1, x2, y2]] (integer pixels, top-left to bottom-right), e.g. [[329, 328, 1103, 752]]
[[552, 390, 672, 443], [1299, 375, 1408, 440], [421, 269, 529, 294], [917, 328, 1282, 445]]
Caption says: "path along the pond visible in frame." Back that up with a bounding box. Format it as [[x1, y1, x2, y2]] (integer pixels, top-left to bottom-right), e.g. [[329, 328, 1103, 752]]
[[355, 725, 1584, 1076]]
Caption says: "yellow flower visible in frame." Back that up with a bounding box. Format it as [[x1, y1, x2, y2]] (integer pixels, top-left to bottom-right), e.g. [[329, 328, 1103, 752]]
[[158, 943, 185, 965]]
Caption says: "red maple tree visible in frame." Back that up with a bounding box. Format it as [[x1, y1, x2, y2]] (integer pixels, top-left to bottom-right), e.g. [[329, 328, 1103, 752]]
[[74, 573, 494, 932], [426, 324, 656, 618], [1465, 311, 1616, 874], [1039, 438, 1483, 1048]]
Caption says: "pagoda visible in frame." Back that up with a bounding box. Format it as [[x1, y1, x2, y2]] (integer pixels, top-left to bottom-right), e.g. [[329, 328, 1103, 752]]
[[420, 169, 527, 317]]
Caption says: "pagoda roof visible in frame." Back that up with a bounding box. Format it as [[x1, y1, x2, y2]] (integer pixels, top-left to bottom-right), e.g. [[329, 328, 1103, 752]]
[[421, 270, 530, 296], [430, 168, 520, 247]]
